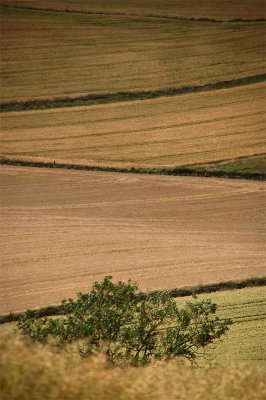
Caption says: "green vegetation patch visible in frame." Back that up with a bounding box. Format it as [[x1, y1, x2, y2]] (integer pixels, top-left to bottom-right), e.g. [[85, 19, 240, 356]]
[[1, 276, 265, 324], [192, 286, 266, 365], [1, 158, 265, 181], [16, 276, 232, 367], [190, 154, 266, 176], [0, 283, 265, 400]]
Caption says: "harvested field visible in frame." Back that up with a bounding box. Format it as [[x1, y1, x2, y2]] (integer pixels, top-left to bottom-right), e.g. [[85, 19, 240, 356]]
[[1, 0, 266, 20], [1, 7, 265, 101], [1, 83, 265, 168], [0, 165, 265, 314]]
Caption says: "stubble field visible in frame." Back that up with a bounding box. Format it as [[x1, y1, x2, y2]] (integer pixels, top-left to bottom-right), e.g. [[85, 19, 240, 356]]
[[0, 165, 265, 314], [1, 83, 265, 168]]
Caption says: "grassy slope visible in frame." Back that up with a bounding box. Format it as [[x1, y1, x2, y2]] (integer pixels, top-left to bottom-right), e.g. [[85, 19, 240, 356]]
[[1, 7, 265, 101], [176, 286, 266, 366], [1, 0, 266, 20], [1, 83, 265, 169], [191, 154, 266, 175]]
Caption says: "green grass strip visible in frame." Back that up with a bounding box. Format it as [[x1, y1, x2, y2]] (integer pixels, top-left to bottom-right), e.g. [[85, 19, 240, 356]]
[[1, 276, 265, 324], [1, 74, 265, 112]]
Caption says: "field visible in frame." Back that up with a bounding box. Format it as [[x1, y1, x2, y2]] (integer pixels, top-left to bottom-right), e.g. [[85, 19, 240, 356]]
[[0, 1, 265, 395], [1, 0, 266, 20], [0, 165, 265, 314], [177, 286, 266, 365], [1, 6, 265, 102], [1, 286, 266, 399], [1, 83, 265, 169]]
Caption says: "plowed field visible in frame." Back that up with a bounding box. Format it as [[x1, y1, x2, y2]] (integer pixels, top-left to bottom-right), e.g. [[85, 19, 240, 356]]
[[0, 165, 265, 314]]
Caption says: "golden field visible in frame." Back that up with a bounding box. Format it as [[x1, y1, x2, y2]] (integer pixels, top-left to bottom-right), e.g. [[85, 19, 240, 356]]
[[1, 6, 265, 102], [0, 165, 265, 314], [1, 83, 265, 168]]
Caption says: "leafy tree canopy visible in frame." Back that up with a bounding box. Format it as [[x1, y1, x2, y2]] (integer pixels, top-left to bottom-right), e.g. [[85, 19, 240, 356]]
[[17, 276, 232, 366]]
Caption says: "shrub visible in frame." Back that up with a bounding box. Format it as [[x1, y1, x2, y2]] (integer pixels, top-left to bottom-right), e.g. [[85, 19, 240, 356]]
[[17, 276, 232, 366]]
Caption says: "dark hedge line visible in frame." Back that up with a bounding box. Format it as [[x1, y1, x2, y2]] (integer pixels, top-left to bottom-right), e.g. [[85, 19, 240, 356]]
[[1, 74, 265, 112], [1, 276, 265, 324], [1, 159, 265, 181], [140, 276, 266, 300]]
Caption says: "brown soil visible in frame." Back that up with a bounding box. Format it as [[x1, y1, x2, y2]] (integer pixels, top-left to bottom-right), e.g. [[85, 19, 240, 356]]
[[0, 165, 265, 314]]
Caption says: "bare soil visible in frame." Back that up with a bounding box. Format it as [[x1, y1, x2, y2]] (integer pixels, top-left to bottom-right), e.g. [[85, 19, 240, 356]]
[[0, 165, 265, 314]]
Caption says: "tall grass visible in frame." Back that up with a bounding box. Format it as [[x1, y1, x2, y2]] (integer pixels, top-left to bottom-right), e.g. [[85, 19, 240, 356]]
[[0, 332, 265, 400]]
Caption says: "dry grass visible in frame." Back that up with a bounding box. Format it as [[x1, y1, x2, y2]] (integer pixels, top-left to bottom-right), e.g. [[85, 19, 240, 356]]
[[0, 165, 265, 314], [1, 0, 266, 20], [1, 6, 265, 102], [1, 83, 265, 168]]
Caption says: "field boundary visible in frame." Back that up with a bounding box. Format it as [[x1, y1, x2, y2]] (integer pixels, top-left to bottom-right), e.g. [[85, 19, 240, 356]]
[[1, 3, 265, 23], [1, 276, 265, 324], [1, 74, 265, 112], [1, 158, 265, 181]]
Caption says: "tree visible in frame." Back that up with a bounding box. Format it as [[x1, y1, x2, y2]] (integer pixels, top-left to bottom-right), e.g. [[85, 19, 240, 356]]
[[17, 276, 232, 366]]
